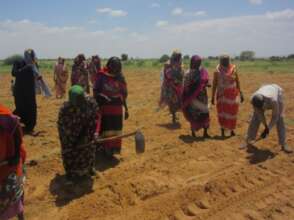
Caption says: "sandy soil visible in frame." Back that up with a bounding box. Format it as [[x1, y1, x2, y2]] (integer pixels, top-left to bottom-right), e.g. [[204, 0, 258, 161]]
[[1, 68, 293, 220]]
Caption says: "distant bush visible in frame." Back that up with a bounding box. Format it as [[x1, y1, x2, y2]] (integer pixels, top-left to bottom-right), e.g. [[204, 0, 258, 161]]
[[203, 61, 210, 68], [123, 60, 134, 66], [240, 51, 255, 61], [121, 53, 128, 61], [287, 54, 294, 59], [136, 60, 145, 67], [3, 54, 23, 65], [152, 60, 160, 67], [270, 56, 283, 61], [208, 56, 218, 60], [159, 54, 169, 63], [183, 55, 190, 60]]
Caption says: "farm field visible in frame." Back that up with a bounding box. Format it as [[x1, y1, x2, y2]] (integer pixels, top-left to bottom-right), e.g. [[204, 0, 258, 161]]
[[0, 60, 294, 220]]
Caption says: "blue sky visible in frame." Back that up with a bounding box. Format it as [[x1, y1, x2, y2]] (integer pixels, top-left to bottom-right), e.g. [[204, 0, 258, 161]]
[[0, 0, 294, 58]]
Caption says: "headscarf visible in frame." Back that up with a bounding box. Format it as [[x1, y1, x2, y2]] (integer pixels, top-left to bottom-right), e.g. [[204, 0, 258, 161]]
[[170, 50, 182, 65], [92, 55, 101, 69], [58, 57, 65, 64], [24, 49, 37, 65], [220, 55, 230, 68], [68, 85, 85, 107], [74, 54, 86, 65], [190, 55, 202, 70], [106, 57, 122, 76], [0, 104, 11, 115]]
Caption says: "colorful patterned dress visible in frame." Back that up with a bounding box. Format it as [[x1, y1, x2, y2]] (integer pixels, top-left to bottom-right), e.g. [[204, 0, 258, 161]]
[[57, 97, 98, 178], [71, 62, 90, 94], [182, 68, 210, 131], [0, 105, 26, 219], [159, 63, 184, 113], [54, 63, 68, 98], [215, 64, 240, 130], [88, 61, 100, 86], [94, 69, 127, 154]]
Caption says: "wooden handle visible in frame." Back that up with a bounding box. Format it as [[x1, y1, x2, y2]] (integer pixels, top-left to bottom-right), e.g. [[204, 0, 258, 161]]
[[77, 130, 138, 148], [95, 131, 137, 143]]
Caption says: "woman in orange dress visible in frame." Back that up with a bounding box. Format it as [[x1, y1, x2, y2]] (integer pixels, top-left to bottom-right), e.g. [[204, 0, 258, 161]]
[[211, 55, 244, 137]]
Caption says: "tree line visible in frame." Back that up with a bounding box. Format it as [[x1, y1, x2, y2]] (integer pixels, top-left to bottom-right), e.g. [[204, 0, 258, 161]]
[[3, 51, 294, 65]]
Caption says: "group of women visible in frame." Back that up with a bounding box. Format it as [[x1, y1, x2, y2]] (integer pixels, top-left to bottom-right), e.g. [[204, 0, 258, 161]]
[[160, 51, 243, 138], [53, 54, 101, 98], [1, 48, 292, 219], [57, 55, 128, 183]]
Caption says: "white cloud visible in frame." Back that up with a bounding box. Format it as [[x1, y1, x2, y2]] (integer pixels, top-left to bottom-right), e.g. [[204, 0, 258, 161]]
[[172, 8, 183, 16], [172, 8, 207, 17], [110, 10, 128, 17], [1, 9, 294, 58], [96, 8, 112, 13], [155, 20, 169, 27], [249, 0, 263, 5], [266, 8, 294, 19], [96, 7, 127, 17], [151, 3, 160, 8], [192, 11, 207, 16]]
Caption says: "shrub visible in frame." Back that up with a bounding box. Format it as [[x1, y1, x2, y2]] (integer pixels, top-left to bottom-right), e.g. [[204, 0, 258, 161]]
[[136, 60, 145, 67], [121, 53, 128, 61], [240, 51, 255, 61], [3, 54, 23, 65], [183, 55, 190, 60], [159, 54, 169, 63]]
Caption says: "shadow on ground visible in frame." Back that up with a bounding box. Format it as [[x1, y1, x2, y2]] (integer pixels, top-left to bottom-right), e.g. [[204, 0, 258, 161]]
[[211, 135, 233, 141], [49, 174, 94, 207], [246, 145, 276, 164], [179, 134, 206, 143], [95, 151, 120, 172], [157, 122, 181, 130]]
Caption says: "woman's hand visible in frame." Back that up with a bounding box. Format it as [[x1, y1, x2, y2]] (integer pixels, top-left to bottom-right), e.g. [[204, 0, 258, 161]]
[[240, 91, 244, 103], [124, 111, 129, 120]]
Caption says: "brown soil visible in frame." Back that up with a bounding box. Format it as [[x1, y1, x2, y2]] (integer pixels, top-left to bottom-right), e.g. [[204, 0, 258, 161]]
[[1, 69, 294, 220]]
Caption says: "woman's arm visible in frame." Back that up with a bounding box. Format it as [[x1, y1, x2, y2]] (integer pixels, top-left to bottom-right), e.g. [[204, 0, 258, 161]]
[[235, 70, 244, 103], [53, 65, 57, 82], [123, 99, 129, 120]]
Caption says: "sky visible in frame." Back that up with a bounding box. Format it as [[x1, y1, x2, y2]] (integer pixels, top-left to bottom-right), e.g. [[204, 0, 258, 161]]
[[0, 0, 294, 58]]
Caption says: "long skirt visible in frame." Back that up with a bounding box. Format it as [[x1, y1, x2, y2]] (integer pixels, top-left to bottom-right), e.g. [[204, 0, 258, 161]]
[[160, 85, 182, 113], [55, 81, 67, 98], [183, 90, 209, 131], [62, 142, 95, 178], [216, 88, 239, 130], [14, 92, 37, 132], [100, 97, 123, 154], [0, 195, 24, 220]]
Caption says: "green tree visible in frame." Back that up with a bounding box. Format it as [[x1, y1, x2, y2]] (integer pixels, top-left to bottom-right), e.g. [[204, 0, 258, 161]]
[[121, 53, 128, 61], [183, 54, 190, 60], [159, 54, 169, 63], [3, 54, 23, 65], [240, 51, 255, 61]]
